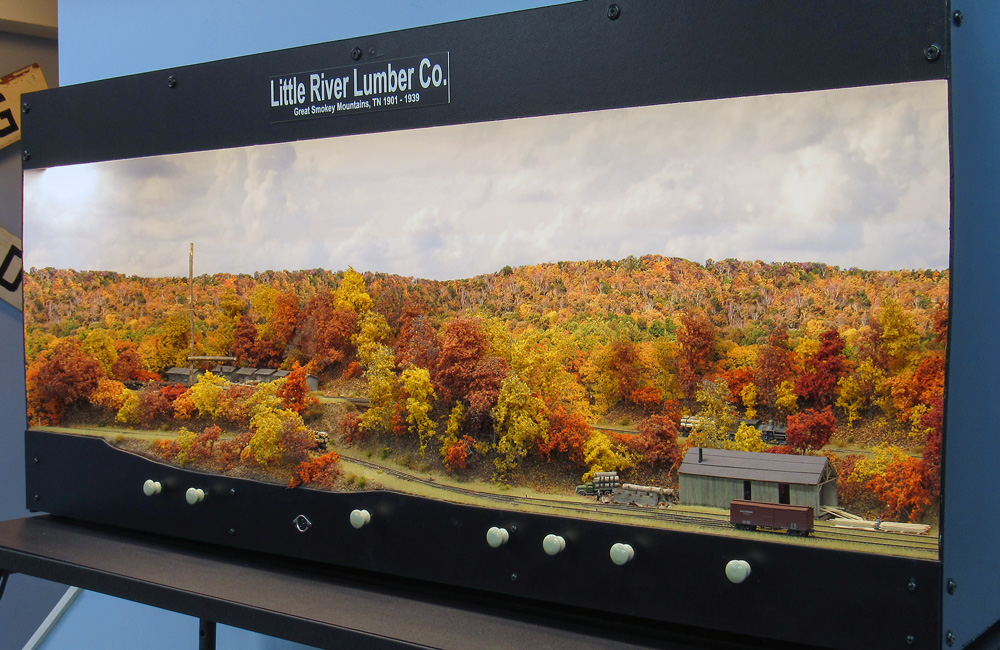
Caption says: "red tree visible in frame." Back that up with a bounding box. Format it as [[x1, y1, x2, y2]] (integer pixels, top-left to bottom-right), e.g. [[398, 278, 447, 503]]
[[629, 401, 683, 468], [785, 406, 836, 451], [395, 313, 440, 369], [795, 329, 848, 407], [26, 340, 104, 426], [289, 452, 342, 489], [233, 315, 262, 367], [298, 293, 358, 370], [433, 316, 489, 404], [277, 361, 318, 415], [538, 404, 591, 466], [111, 341, 159, 381], [755, 328, 797, 413], [867, 456, 931, 522], [920, 394, 943, 498], [271, 291, 300, 351], [442, 435, 477, 472], [719, 367, 754, 405], [676, 312, 716, 398], [608, 339, 642, 403]]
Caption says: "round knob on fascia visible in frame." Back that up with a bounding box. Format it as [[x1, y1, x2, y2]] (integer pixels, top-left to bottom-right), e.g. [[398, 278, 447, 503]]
[[350, 509, 371, 529], [486, 526, 510, 548], [185, 488, 206, 505], [142, 480, 162, 496], [610, 542, 635, 565], [725, 559, 752, 584], [542, 534, 566, 556]]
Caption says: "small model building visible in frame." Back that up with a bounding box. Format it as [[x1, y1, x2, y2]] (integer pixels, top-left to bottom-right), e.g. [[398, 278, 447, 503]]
[[678, 447, 838, 511], [164, 367, 203, 384]]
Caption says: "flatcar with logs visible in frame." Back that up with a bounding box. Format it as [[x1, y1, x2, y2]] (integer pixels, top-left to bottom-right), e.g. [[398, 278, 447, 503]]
[[610, 483, 677, 507], [730, 500, 814, 536]]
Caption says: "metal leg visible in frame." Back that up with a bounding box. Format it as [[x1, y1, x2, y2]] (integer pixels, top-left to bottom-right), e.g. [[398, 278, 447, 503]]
[[0, 570, 10, 602], [199, 618, 216, 650]]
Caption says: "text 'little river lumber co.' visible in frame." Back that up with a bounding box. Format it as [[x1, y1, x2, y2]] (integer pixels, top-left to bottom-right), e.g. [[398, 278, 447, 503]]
[[269, 53, 450, 123]]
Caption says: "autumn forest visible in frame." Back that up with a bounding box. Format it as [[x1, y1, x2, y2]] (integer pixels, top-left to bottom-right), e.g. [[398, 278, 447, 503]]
[[24, 254, 947, 522]]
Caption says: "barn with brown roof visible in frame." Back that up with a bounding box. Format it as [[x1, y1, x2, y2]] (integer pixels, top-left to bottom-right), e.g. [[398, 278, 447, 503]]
[[678, 447, 838, 511]]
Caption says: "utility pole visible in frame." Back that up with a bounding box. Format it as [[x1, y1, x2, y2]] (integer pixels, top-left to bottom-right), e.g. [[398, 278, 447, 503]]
[[189, 243, 195, 386]]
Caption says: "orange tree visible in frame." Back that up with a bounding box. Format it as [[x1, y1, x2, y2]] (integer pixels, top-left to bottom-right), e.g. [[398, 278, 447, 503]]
[[785, 406, 836, 451], [26, 339, 104, 426]]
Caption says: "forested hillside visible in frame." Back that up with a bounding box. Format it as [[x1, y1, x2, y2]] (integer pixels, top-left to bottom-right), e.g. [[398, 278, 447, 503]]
[[24, 255, 947, 521]]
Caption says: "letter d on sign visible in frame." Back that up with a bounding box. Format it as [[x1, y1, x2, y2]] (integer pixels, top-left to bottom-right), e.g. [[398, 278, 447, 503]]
[[0, 226, 23, 311]]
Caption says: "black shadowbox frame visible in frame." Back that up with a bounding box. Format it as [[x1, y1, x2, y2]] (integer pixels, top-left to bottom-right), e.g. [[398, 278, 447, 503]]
[[20, 2, 956, 649]]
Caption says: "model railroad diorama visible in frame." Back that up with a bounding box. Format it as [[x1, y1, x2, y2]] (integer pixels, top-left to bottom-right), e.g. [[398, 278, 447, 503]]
[[22, 82, 947, 560], [23, 259, 943, 559]]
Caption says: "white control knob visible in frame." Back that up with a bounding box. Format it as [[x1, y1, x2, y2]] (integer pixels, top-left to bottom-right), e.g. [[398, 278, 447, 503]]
[[185, 488, 206, 505], [542, 534, 566, 556], [350, 509, 371, 529], [142, 480, 162, 496], [610, 542, 635, 565], [486, 527, 510, 548], [726, 559, 752, 584]]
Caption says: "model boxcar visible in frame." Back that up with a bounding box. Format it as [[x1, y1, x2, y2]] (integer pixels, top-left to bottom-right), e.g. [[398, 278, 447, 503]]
[[730, 500, 814, 536]]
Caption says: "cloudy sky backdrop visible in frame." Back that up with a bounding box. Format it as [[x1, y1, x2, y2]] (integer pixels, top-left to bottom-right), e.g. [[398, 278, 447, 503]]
[[24, 80, 949, 281]]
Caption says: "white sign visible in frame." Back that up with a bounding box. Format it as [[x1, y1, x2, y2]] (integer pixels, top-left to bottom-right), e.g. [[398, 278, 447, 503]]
[[0, 227, 23, 311], [0, 63, 48, 151]]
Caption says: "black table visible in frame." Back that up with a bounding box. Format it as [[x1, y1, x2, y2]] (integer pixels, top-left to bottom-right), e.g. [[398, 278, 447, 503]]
[[0, 515, 845, 650]]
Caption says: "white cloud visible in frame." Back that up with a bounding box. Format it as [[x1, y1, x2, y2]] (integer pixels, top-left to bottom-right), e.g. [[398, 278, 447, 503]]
[[24, 80, 949, 280]]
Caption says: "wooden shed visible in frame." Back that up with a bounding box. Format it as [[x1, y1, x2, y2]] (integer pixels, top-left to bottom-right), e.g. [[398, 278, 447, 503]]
[[678, 447, 837, 511], [234, 367, 257, 383], [253, 368, 277, 382], [211, 365, 238, 381], [164, 367, 202, 384]]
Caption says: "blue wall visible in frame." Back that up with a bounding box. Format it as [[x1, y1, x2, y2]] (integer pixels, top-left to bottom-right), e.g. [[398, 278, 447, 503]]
[[0, 24, 76, 650], [943, 1, 1000, 647]]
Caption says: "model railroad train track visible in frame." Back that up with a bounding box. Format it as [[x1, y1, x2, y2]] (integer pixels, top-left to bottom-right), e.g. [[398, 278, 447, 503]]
[[338, 455, 938, 555], [810, 526, 939, 552]]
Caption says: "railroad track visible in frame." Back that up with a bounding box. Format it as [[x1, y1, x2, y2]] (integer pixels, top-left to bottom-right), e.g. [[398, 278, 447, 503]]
[[339, 454, 938, 556]]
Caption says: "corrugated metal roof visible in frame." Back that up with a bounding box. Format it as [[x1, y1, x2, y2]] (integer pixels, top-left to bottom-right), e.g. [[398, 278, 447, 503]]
[[165, 367, 198, 376], [678, 447, 831, 485]]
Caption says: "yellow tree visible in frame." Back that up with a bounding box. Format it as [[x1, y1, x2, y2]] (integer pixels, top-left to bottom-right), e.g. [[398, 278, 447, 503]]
[[140, 310, 192, 372], [245, 379, 284, 420], [245, 407, 308, 465], [401, 366, 437, 455], [439, 402, 467, 461], [354, 311, 391, 366], [492, 373, 548, 481], [509, 329, 591, 421], [877, 297, 920, 373], [581, 431, 636, 482], [740, 383, 758, 419], [359, 344, 397, 434], [732, 422, 769, 453], [836, 359, 889, 426], [173, 371, 229, 419], [334, 267, 374, 315], [687, 378, 739, 450], [249, 285, 280, 338], [81, 329, 119, 376]]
